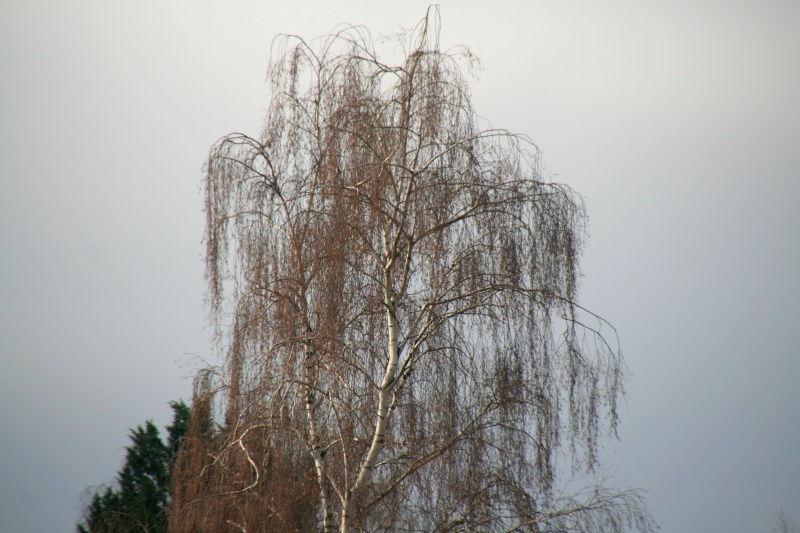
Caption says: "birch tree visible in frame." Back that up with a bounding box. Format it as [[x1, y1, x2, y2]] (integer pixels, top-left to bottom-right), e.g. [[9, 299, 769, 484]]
[[170, 9, 654, 533]]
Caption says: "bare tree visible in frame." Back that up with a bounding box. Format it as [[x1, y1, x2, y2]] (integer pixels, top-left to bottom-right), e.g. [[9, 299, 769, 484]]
[[170, 8, 654, 533], [775, 508, 799, 533]]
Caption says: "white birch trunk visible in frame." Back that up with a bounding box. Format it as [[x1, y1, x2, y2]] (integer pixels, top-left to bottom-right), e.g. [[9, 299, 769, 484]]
[[304, 340, 337, 533], [341, 269, 401, 532]]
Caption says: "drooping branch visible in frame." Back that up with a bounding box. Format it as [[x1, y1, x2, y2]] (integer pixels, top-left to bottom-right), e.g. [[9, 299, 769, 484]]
[[171, 7, 654, 533]]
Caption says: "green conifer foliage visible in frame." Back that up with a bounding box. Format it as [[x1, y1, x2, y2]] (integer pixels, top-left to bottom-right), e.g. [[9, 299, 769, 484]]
[[77, 401, 189, 533]]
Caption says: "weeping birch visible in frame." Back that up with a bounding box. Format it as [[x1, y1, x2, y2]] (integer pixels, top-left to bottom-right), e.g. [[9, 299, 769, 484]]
[[170, 8, 654, 533]]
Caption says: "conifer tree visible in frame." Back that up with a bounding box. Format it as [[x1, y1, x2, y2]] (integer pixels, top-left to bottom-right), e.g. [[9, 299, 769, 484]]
[[77, 401, 189, 533]]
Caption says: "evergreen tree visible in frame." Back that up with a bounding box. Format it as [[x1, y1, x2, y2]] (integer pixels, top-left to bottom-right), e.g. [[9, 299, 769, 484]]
[[77, 401, 189, 533], [166, 400, 190, 462]]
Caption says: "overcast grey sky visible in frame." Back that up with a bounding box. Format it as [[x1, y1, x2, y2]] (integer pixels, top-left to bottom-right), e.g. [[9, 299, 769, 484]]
[[1, 1, 798, 531]]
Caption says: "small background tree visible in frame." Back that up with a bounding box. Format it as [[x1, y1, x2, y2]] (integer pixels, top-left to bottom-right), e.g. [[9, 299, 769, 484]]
[[77, 401, 188, 533], [171, 8, 654, 532], [775, 508, 799, 533]]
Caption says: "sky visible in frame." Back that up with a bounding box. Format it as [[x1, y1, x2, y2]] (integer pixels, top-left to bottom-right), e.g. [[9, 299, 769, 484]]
[[1, 1, 798, 531]]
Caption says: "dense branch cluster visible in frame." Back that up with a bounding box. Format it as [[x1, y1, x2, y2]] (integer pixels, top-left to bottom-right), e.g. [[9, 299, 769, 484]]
[[170, 9, 653, 532]]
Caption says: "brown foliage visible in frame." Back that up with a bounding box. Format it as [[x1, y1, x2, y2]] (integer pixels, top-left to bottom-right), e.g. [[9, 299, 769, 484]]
[[171, 8, 654, 533], [168, 374, 318, 532]]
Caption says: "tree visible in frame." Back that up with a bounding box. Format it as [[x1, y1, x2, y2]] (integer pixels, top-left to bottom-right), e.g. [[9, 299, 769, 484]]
[[775, 508, 799, 533], [168, 371, 320, 532], [171, 8, 654, 532], [77, 401, 189, 533]]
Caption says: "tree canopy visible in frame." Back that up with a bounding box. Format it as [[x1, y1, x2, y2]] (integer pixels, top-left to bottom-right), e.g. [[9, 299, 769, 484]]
[[170, 8, 654, 533]]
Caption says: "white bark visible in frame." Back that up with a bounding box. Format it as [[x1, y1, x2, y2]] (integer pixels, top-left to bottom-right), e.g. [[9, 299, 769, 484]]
[[341, 267, 401, 532]]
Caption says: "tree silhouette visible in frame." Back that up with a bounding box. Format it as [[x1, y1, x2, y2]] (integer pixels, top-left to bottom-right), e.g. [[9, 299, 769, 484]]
[[775, 508, 799, 533], [171, 8, 654, 532], [77, 401, 188, 533]]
